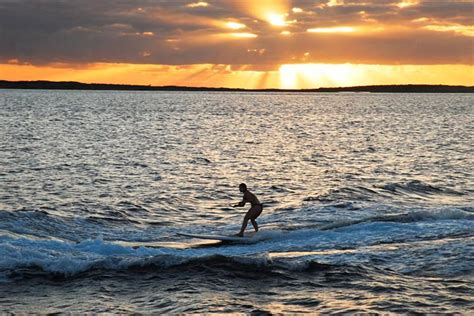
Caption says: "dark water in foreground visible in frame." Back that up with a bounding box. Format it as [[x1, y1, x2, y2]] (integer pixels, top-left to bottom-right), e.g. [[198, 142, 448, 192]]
[[0, 90, 473, 313]]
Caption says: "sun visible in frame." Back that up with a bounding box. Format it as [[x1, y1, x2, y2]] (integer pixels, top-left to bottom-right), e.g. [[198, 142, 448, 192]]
[[266, 13, 287, 26], [278, 63, 474, 89], [279, 64, 361, 89]]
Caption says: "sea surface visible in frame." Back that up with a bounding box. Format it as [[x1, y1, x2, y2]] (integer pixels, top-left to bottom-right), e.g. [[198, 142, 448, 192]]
[[0, 90, 473, 313]]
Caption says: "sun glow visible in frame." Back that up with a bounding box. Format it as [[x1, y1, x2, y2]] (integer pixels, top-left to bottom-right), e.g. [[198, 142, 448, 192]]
[[233, 0, 290, 27], [397, 0, 419, 8], [327, 0, 344, 7], [1, 62, 472, 89], [266, 13, 287, 26], [278, 63, 474, 89], [279, 64, 355, 89], [229, 32, 257, 38], [225, 21, 246, 30], [423, 24, 474, 37], [186, 2, 209, 8]]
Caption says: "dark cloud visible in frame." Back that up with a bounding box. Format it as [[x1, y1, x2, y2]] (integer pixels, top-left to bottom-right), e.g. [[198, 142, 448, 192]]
[[0, 0, 472, 65]]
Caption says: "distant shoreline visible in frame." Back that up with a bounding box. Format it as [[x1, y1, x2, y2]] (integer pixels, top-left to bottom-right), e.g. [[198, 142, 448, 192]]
[[0, 80, 473, 93]]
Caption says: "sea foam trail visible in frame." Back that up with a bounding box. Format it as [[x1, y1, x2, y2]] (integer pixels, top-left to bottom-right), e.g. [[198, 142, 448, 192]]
[[0, 209, 171, 243], [2, 204, 472, 243], [1, 212, 473, 280], [319, 207, 474, 230]]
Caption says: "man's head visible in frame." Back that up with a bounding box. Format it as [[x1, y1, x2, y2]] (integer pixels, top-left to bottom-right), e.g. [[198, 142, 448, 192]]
[[239, 183, 247, 193]]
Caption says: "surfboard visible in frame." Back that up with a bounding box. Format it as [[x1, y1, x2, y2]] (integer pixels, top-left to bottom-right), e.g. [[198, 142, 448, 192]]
[[177, 232, 254, 241]]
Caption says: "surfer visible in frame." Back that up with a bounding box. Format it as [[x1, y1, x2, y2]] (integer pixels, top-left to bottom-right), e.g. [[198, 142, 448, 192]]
[[233, 183, 263, 237]]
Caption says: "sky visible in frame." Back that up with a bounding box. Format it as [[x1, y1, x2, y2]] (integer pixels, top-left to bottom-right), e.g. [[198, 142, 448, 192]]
[[0, 0, 473, 89]]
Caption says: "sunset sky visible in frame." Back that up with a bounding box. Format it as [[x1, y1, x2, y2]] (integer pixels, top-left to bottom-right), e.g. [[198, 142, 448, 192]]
[[0, 0, 473, 89]]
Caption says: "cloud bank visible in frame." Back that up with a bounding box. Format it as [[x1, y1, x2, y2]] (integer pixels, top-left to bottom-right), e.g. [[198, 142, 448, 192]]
[[0, 0, 472, 66]]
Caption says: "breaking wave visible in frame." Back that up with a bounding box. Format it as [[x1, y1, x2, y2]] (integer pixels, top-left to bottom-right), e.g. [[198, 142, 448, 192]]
[[1, 205, 473, 281]]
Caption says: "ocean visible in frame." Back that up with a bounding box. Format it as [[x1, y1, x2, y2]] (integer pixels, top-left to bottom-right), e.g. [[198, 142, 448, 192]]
[[0, 90, 473, 313]]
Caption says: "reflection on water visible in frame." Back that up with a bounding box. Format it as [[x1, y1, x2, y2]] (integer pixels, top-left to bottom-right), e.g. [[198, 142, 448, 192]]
[[0, 90, 473, 313], [1, 91, 472, 219]]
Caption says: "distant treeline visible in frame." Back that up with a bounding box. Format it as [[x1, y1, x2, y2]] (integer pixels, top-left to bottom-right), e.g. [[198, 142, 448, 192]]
[[0, 80, 473, 93]]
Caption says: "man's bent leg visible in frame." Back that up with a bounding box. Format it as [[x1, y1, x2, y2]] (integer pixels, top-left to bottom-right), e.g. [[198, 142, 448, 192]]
[[251, 219, 258, 232], [238, 215, 250, 237]]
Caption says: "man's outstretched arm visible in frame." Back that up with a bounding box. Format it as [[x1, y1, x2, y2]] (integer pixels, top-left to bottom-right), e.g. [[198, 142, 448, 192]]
[[233, 200, 246, 207]]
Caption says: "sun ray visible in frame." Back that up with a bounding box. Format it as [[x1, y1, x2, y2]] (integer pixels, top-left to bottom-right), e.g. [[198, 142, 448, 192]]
[[278, 64, 474, 89], [1, 63, 473, 89], [232, 0, 291, 26]]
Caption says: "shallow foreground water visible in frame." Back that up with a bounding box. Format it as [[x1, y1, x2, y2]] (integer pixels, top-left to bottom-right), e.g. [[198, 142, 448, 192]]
[[0, 90, 473, 313]]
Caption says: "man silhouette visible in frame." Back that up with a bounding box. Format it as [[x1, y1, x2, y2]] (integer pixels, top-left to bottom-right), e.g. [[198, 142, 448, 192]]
[[233, 183, 263, 237]]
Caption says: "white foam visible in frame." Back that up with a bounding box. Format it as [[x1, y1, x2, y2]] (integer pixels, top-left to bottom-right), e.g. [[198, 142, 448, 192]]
[[1, 213, 473, 277]]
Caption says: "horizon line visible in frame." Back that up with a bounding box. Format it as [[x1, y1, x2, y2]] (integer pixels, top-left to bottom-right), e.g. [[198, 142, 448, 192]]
[[1, 79, 473, 93]]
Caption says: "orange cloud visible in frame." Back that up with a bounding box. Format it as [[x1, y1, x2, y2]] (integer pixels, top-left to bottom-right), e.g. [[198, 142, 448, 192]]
[[186, 2, 209, 8], [0, 0, 472, 88]]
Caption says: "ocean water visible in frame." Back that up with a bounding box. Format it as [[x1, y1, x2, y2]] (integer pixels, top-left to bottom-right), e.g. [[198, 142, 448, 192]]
[[0, 90, 473, 313]]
